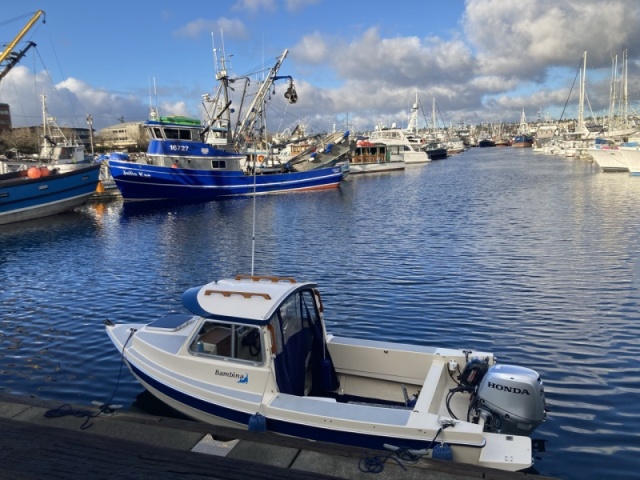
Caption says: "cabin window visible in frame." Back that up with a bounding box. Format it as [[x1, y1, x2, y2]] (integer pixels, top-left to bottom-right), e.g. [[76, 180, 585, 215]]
[[164, 128, 193, 140], [190, 321, 263, 364], [164, 128, 179, 140], [152, 127, 163, 139], [211, 160, 226, 169]]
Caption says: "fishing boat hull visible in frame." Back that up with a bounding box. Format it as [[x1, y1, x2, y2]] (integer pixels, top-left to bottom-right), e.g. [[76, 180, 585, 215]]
[[0, 164, 101, 225], [512, 135, 533, 148], [106, 275, 546, 473], [478, 139, 496, 148], [424, 146, 448, 160], [108, 160, 344, 201]]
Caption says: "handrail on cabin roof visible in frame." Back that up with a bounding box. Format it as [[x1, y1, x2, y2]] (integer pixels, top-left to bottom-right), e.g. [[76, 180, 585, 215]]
[[235, 274, 296, 283], [204, 289, 271, 300]]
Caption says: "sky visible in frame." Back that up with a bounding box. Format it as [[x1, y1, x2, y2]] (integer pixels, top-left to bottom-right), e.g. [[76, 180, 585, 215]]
[[1, 0, 640, 134]]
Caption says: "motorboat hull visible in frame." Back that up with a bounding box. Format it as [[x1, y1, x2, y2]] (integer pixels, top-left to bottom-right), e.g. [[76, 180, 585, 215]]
[[105, 276, 545, 472]]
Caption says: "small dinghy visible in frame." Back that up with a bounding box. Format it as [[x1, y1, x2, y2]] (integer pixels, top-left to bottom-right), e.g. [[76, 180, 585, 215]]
[[106, 274, 546, 472]]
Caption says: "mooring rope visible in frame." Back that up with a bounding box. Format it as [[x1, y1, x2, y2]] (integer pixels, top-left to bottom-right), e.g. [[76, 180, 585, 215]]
[[43, 325, 135, 429]]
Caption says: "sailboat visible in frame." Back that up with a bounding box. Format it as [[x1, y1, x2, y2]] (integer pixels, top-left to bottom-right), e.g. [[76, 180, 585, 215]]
[[587, 49, 637, 172]]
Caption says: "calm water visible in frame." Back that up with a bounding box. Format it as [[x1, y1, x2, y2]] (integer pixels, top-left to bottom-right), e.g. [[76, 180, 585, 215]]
[[1, 147, 639, 479]]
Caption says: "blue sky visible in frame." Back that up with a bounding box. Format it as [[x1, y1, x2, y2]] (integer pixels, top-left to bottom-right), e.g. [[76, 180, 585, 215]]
[[1, 0, 639, 132]]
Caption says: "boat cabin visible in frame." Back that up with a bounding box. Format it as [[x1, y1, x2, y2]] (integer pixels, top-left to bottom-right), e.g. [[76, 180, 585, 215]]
[[146, 117, 202, 142], [182, 275, 338, 397]]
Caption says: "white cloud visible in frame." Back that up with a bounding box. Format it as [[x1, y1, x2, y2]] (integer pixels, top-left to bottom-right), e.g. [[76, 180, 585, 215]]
[[284, 0, 320, 11], [291, 33, 331, 64], [232, 0, 276, 14], [173, 17, 248, 40], [0, 66, 148, 130], [464, 0, 640, 77]]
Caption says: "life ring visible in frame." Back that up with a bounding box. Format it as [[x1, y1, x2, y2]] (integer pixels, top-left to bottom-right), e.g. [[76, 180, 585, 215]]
[[257, 155, 265, 163]]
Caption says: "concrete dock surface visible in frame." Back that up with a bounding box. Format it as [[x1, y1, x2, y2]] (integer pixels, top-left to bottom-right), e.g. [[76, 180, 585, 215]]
[[0, 392, 556, 480]]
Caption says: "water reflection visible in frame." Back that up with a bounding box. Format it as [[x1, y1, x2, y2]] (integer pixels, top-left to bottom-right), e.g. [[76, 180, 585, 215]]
[[1, 148, 639, 479]]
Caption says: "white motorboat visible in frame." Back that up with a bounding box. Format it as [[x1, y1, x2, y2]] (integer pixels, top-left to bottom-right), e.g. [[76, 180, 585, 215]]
[[105, 274, 546, 472], [349, 140, 405, 174], [587, 144, 629, 172]]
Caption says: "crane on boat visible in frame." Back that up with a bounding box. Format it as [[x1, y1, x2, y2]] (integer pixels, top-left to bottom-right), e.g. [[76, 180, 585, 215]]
[[0, 10, 45, 82]]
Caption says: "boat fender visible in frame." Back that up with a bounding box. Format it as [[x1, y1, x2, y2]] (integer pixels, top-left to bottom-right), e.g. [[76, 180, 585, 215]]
[[27, 167, 41, 179], [432, 443, 453, 461], [248, 412, 266, 432], [257, 155, 265, 163]]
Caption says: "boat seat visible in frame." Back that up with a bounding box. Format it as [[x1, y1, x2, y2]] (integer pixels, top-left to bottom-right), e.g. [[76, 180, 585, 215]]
[[411, 360, 446, 415], [199, 327, 231, 357]]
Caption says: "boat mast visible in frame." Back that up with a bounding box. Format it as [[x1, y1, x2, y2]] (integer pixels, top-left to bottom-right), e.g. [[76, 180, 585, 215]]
[[608, 53, 617, 131], [432, 98, 436, 137], [623, 49, 628, 128], [407, 92, 419, 135], [233, 49, 290, 150], [578, 51, 586, 133]]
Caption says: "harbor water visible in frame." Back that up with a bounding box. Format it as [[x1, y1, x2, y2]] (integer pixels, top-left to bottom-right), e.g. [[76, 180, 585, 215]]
[[1, 147, 639, 479]]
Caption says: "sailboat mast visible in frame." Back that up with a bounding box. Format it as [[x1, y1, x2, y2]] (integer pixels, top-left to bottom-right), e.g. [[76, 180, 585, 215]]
[[432, 98, 436, 135], [623, 49, 628, 127], [578, 51, 586, 132]]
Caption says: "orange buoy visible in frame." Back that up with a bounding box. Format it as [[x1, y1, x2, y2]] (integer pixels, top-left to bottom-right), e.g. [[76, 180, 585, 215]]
[[27, 167, 41, 179], [39, 167, 50, 177], [96, 181, 105, 193]]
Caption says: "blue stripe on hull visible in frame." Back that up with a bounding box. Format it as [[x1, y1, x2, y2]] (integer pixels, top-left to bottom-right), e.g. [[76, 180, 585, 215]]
[[129, 362, 444, 452], [109, 161, 343, 201]]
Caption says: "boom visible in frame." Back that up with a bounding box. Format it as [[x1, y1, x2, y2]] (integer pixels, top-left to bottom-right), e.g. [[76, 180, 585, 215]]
[[0, 10, 45, 65], [0, 41, 36, 82]]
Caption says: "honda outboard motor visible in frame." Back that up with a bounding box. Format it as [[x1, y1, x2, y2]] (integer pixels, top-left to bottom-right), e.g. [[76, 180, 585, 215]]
[[475, 364, 546, 436]]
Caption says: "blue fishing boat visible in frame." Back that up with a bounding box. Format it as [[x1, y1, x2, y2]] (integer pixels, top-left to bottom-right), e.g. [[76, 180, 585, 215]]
[[109, 50, 349, 202], [108, 116, 345, 201], [512, 109, 533, 148], [0, 163, 101, 225]]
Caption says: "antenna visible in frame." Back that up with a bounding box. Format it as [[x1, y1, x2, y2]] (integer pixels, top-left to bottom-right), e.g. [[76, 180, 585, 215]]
[[148, 77, 159, 120], [250, 142, 257, 276], [211, 32, 218, 75]]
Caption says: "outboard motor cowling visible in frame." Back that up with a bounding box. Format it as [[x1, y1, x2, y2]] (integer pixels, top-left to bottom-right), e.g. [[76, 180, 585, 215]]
[[475, 364, 545, 436]]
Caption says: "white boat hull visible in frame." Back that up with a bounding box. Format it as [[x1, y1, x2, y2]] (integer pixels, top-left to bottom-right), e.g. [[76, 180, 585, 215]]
[[105, 276, 544, 473], [588, 146, 629, 172]]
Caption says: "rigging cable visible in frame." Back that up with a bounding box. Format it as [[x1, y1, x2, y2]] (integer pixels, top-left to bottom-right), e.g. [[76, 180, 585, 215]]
[[559, 56, 585, 121]]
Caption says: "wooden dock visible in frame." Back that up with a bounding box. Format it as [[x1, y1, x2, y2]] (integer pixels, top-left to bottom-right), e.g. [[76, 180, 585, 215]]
[[0, 393, 556, 480]]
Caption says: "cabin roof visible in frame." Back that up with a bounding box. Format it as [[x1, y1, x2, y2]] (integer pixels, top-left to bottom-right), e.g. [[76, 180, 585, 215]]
[[181, 275, 316, 325]]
